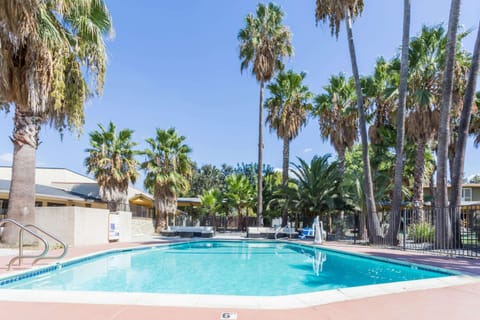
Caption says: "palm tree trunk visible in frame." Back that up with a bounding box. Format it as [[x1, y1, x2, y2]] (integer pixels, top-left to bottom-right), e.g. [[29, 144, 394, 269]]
[[257, 81, 264, 227], [450, 21, 480, 247], [155, 192, 177, 233], [238, 206, 243, 231], [358, 211, 367, 241], [345, 9, 382, 243], [337, 146, 346, 227], [387, 0, 410, 245], [435, 0, 460, 248], [3, 109, 40, 245], [412, 138, 426, 221], [281, 134, 289, 227], [337, 146, 346, 176], [155, 197, 167, 232]]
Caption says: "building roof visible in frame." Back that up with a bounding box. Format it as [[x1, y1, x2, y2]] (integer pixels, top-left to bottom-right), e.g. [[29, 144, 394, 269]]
[[0, 179, 102, 202], [0, 167, 201, 207]]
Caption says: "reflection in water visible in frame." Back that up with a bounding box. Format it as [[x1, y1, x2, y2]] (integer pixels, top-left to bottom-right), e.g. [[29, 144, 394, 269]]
[[312, 250, 327, 276]]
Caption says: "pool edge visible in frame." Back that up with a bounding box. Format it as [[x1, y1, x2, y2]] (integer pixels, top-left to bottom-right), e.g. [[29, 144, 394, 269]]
[[0, 239, 478, 309]]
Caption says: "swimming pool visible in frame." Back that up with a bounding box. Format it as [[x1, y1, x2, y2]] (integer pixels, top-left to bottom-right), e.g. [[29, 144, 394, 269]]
[[0, 240, 454, 296]]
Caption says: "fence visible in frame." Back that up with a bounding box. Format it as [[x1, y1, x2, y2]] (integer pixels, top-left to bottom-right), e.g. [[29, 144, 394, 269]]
[[369, 206, 480, 258], [130, 204, 155, 218]]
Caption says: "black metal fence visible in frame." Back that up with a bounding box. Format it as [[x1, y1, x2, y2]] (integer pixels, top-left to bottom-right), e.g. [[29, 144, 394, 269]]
[[365, 206, 480, 258]]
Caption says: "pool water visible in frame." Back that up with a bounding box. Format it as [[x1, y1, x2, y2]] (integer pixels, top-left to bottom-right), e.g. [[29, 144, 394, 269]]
[[0, 241, 452, 296]]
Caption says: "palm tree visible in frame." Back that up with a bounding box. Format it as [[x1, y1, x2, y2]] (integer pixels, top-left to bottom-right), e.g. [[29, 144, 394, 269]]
[[315, 0, 382, 243], [405, 26, 447, 214], [289, 155, 344, 227], [262, 171, 284, 223], [238, 2, 293, 227], [435, 0, 461, 248], [200, 188, 222, 227], [387, 0, 411, 244], [314, 73, 357, 174], [364, 58, 398, 148], [265, 70, 312, 226], [450, 21, 480, 247], [224, 174, 255, 231], [0, 1, 113, 244], [84, 122, 138, 212], [141, 128, 192, 232]]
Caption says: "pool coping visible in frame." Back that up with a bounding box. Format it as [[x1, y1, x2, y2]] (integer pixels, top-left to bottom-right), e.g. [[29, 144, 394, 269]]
[[0, 240, 479, 309]]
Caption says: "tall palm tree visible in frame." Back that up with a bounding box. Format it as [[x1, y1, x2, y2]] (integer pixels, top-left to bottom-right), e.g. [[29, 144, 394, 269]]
[[315, 0, 382, 243], [265, 70, 312, 226], [0, 1, 113, 244], [435, 0, 462, 249], [224, 174, 255, 231], [435, 0, 461, 248], [387, 0, 411, 244], [141, 128, 192, 232], [405, 26, 447, 214], [85, 122, 139, 212], [450, 21, 480, 247], [238, 2, 293, 227], [314, 73, 357, 175]]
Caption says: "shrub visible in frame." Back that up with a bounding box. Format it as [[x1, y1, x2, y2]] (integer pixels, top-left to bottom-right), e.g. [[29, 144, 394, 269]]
[[408, 222, 435, 243]]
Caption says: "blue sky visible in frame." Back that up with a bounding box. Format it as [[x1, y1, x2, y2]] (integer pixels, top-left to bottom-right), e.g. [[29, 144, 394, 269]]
[[0, 0, 479, 187]]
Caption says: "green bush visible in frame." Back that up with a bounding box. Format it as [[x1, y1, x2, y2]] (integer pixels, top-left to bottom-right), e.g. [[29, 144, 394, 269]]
[[472, 213, 480, 241], [408, 222, 435, 243]]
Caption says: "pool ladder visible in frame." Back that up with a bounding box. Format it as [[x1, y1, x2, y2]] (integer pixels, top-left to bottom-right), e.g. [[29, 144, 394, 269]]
[[0, 218, 68, 270]]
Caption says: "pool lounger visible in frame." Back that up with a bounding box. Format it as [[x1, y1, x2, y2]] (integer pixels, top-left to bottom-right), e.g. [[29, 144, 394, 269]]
[[161, 226, 215, 238]]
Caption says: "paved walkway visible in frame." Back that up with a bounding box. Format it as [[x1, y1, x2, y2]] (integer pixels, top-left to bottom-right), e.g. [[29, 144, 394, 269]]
[[0, 238, 478, 319]]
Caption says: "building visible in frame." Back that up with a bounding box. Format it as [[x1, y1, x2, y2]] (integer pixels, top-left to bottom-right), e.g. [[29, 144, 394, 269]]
[[0, 167, 200, 218], [423, 183, 480, 207]]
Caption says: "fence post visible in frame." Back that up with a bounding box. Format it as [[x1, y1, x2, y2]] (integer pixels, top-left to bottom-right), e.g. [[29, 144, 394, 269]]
[[402, 209, 406, 250]]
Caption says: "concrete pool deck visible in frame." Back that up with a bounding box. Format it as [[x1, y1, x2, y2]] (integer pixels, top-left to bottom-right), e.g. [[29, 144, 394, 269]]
[[0, 237, 479, 319]]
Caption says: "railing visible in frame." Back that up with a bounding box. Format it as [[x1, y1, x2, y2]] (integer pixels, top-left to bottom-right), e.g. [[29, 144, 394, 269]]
[[21, 224, 68, 265], [0, 218, 68, 270], [360, 206, 480, 258], [0, 219, 50, 270]]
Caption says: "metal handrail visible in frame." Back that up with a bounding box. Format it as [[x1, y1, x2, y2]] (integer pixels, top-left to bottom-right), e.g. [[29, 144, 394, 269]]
[[22, 224, 68, 265], [0, 219, 49, 270]]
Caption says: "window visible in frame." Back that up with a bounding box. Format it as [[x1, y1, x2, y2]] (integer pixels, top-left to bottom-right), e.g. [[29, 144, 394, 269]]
[[47, 202, 66, 207], [461, 188, 472, 202]]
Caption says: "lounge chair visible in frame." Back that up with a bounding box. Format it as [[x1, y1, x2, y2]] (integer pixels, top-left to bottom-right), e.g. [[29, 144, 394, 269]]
[[298, 227, 314, 239]]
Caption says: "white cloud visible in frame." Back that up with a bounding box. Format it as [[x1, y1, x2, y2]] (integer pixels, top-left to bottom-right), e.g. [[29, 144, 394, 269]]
[[0, 152, 12, 164], [303, 148, 312, 153]]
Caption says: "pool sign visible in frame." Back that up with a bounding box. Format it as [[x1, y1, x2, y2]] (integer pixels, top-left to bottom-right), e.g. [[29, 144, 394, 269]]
[[109, 213, 120, 241]]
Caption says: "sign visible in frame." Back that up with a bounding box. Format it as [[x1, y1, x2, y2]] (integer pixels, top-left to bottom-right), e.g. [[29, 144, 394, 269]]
[[109, 213, 120, 241]]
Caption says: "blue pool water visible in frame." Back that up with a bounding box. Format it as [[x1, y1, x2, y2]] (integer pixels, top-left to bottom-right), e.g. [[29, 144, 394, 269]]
[[0, 241, 453, 296]]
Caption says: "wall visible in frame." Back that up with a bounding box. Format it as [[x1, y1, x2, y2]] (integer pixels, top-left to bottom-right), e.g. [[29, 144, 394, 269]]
[[35, 207, 132, 247], [118, 211, 132, 242], [131, 217, 155, 241]]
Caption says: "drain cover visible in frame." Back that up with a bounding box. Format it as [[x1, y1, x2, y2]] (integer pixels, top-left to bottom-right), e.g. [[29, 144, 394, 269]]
[[220, 312, 238, 319]]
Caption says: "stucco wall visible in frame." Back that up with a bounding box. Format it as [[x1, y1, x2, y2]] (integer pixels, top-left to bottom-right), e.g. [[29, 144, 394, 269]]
[[118, 211, 132, 242], [34, 207, 132, 247], [34, 207, 76, 245]]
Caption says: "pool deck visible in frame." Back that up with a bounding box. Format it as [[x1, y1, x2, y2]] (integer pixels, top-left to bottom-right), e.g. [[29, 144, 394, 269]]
[[0, 236, 479, 320]]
